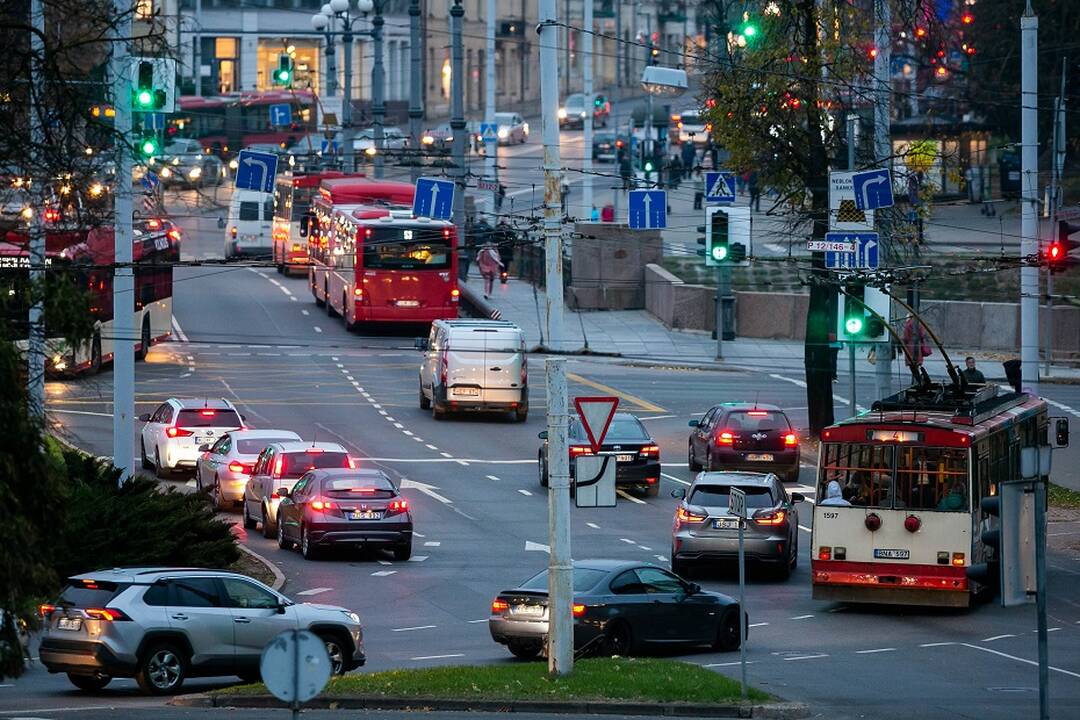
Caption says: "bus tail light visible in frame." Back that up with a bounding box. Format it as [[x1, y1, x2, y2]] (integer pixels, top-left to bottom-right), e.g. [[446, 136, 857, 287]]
[[572, 603, 587, 618], [818, 546, 831, 560], [716, 431, 735, 445], [904, 515, 921, 533], [864, 512, 882, 532], [353, 287, 363, 298], [753, 509, 787, 526], [450, 288, 460, 303], [166, 426, 194, 438], [952, 552, 965, 566]]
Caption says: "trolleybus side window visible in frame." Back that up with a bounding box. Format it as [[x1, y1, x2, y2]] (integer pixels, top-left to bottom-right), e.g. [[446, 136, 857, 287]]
[[893, 447, 968, 511]]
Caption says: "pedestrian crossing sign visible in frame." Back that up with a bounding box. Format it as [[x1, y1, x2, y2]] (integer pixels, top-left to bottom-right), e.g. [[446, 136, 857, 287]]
[[704, 171, 736, 203]]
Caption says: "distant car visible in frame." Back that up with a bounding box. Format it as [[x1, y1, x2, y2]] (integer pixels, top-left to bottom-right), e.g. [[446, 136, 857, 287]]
[[538, 412, 661, 496], [493, 112, 529, 144], [687, 403, 801, 483], [243, 441, 353, 538], [275, 468, 414, 561], [488, 560, 745, 660], [352, 127, 409, 157], [158, 139, 224, 188], [421, 123, 454, 154], [38, 568, 364, 694], [194, 429, 303, 510], [670, 472, 803, 578], [139, 398, 244, 478], [559, 93, 610, 129], [592, 131, 627, 162]]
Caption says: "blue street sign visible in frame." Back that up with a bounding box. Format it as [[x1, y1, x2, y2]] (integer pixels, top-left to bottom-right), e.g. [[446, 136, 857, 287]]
[[852, 168, 894, 210], [704, 171, 736, 203], [319, 139, 340, 154], [235, 149, 278, 193], [269, 103, 292, 127], [141, 171, 159, 191], [825, 232, 880, 269], [627, 189, 667, 230], [413, 177, 455, 220], [480, 122, 498, 143], [142, 112, 165, 131]]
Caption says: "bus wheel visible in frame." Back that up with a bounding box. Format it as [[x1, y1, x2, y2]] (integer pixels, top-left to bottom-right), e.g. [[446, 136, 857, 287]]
[[313, 282, 325, 307], [137, 318, 151, 361], [89, 333, 102, 374], [325, 284, 336, 317], [342, 295, 357, 331]]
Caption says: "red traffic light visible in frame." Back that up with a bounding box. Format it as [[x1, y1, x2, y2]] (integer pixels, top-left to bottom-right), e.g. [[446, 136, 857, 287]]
[[1048, 242, 1063, 261], [1050, 220, 1080, 273]]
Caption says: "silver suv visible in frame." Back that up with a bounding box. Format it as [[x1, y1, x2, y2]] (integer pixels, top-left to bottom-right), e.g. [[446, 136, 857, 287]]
[[38, 567, 364, 694]]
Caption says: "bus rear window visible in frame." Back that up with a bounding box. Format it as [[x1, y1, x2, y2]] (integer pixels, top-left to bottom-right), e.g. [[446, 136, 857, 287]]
[[820, 443, 969, 511], [362, 227, 451, 270]]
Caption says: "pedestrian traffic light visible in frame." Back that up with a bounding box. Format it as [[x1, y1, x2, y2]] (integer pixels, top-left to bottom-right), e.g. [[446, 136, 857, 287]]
[[274, 54, 294, 86], [704, 206, 750, 268], [1048, 220, 1080, 273], [842, 282, 866, 338], [133, 60, 166, 110]]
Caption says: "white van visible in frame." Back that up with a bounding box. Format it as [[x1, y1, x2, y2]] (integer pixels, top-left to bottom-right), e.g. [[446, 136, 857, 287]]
[[226, 188, 274, 258], [418, 319, 528, 422]]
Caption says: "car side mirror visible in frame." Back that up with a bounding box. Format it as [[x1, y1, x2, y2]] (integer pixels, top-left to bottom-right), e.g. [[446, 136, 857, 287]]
[[275, 603, 287, 615], [240, 414, 247, 422], [670, 487, 686, 499], [791, 492, 805, 503], [198, 444, 210, 452], [685, 582, 701, 594], [414, 337, 430, 351], [138, 413, 151, 422], [687, 419, 699, 427], [276, 487, 290, 499], [538, 430, 548, 440]]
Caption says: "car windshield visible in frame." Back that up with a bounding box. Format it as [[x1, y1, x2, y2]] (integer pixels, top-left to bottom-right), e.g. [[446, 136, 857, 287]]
[[495, 113, 516, 125], [573, 416, 649, 442], [564, 95, 585, 110], [176, 409, 242, 428], [58, 579, 126, 608], [689, 484, 775, 509], [324, 476, 395, 498], [595, 134, 615, 143], [726, 410, 789, 432], [236, 437, 294, 454], [520, 568, 607, 593]]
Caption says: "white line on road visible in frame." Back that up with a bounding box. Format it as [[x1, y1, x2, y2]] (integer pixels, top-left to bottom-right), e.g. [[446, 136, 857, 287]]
[[426, 444, 438, 450], [46, 409, 114, 418], [411, 654, 464, 661], [638, 414, 676, 420], [616, 489, 646, 505], [393, 423, 404, 429], [403, 430, 414, 436], [392, 625, 437, 632], [525, 540, 550, 553], [268, 278, 281, 287], [313, 326, 323, 333], [1045, 398, 1080, 418], [961, 643, 1080, 680], [790, 614, 814, 620], [770, 373, 807, 388], [654, 555, 668, 563], [335, 363, 344, 368], [424, 541, 441, 547], [661, 472, 690, 486], [784, 654, 829, 661], [920, 642, 957, 648], [486, 475, 500, 481], [345, 375, 354, 381], [638, 545, 652, 551], [855, 648, 896, 654], [301, 309, 310, 315], [371, 570, 397, 577], [440, 452, 453, 458], [620, 538, 636, 544], [331, 356, 339, 361], [467, 619, 487, 624], [185, 479, 196, 488], [586, 522, 600, 529], [749, 622, 770, 628], [171, 316, 189, 343], [400, 479, 453, 505], [983, 634, 1016, 642], [408, 556, 429, 562], [703, 661, 757, 668], [517, 489, 532, 496], [377, 560, 392, 566], [296, 587, 333, 596]]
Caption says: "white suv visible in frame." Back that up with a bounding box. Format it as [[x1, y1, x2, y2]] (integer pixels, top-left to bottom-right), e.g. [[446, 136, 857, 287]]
[[140, 398, 244, 478]]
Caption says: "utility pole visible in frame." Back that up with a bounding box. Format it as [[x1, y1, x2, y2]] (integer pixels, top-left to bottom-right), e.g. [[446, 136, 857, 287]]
[[544, 357, 573, 676], [1045, 59, 1066, 376], [371, 1, 386, 179], [408, 0, 423, 182], [872, 0, 892, 401], [111, 0, 135, 483], [193, 0, 202, 96], [539, 0, 565, 351], [324, 23, 337, 97], [1020, 4, 1039, 394], [341, 10, 355, 172], [484, 0, 497, 213], [27, 0, 45, 419], [581, 0, 593, 220], [450, 0, 466, 246]]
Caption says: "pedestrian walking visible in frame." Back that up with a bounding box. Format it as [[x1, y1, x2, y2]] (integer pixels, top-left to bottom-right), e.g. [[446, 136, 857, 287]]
[[476, 240, 504, 298], [692, 167, 704, 210], [496, 183, 506, 211], [669, 154, 684, 189], [748, 169, 761, 212], [681, 140, 696, 171]]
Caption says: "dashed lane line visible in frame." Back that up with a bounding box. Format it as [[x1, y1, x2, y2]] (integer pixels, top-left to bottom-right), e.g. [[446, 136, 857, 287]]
[[301, 309, 310, 316], [619, 538, 636, 545], [392, 625, 437, 632], [296, 587, 333, 596], [371, 570, 397, 577], [423, 541, 441, 547], [703, 661, 757, 668], [749, 622, 769, 628], [467, 619, 487, 624], [855, 648, 896, 654], [798, 525, 813, 533], [408, 556, 429, 562], [411, 654, 464, 661], [784, 654, 829, 661], [518, 489, 532, 496], [983, 634, 1016, 642], [586, 522, 600, 529], [313, 326, 323, 333], [790, 614, 814, 620], [1045, 398, 1080, 418], [919, 642, 957, 648]]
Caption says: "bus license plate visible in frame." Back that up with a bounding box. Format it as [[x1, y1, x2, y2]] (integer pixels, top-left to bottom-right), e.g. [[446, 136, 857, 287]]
[[454, 387, 480, 396], [746, 453, 774, 462], [58, 616, 82, 631], [874, 548, 910, 560], [396, 299, 420, 307], [615, 454, 634, 462], [348, 510, 381, 520]]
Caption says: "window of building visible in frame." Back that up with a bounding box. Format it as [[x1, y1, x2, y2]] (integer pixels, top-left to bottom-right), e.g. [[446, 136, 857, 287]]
[[135, 0, 154, 20], [214, 37, 239, 93]]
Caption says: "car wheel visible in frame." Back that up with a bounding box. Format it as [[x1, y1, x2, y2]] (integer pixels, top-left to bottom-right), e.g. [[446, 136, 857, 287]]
[[137, 317, 151, 361], [712, 607, 742, 652], [514, 406, 528, 423], [194, 467, 203, 493], [775, 555, 792, 581], [705, 450, 715, 472], [789, 538, 798, 571], [538, 453, 548, 487], [419, 382, 431, 410], [313, 282, 325, 307], [261, 503, 276, 538], [432, 397, 446, 420], [140, 441, 151, 470], [154, 449, 169, 479], [507, 640, 541, 660], [300, 524, 320, 560], [276, 261, 284, 274], [135, 642, 187, 695], [644, 482, 660, 497], [67, 673, 111, 692], [317, 632, 347, 675], [277, 518, 292, 549], [604, 621, 634, 657], [688, 443, 702, 472], [393, 542, 412, 561], [242, 500, 257, 530]]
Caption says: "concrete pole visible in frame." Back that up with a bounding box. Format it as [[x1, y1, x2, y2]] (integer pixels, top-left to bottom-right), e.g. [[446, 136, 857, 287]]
[[193, 0, 202, 96], [544, 357, 573, 676], [372, 2, 386, 179], [614, 0, 621, 88], [1020, 7, 1039, 394], [872, 0, 892, 400], [27, 0, 45, 419], [581, 0, 593, 220], [324, 30, 337, 97], [408, 0, 423, 182], [539, 0, 565, 351], [111, 0, 135, 483], [450, 0, 466, 244], [342, 16, 355, 172], [484, 0, 497, 212]]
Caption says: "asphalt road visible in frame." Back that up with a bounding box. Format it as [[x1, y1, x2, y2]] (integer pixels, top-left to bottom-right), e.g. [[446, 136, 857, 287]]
[[9, 141, 1080, 720]]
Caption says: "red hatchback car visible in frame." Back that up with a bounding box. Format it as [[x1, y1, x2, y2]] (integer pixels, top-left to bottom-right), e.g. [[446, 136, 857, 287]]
[[687, 403, 800, 483]]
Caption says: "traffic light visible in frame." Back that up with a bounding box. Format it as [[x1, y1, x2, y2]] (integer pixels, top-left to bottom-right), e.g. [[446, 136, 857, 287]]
[[842, 282, 866, 337], [1048, 220, 1080, 273], [274, 54, 294, 86], [134, 60, 166, 110], [649, 44, 659, 65], [967, 495, 1002, 598], [706, 207, 729, 266], [137, 131, 160, 158], [736, 19, 759, 44], [704, 206, 751, 267]]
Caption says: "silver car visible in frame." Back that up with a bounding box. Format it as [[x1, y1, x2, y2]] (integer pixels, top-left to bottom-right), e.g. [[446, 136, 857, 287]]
[[243, 441, 353, 538], [38, 567, 364, 695], [670, 472, 804, 580], [195, 429, 302, 510]]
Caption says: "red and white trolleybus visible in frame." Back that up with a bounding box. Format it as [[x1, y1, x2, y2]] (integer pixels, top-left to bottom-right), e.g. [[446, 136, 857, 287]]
[[811, 381, 1049, 607], [271, 171, 358, 274]]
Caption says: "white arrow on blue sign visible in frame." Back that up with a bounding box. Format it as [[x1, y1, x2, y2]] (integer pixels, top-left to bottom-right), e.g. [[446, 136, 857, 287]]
[[269, 103, 292, 127], [480, 123, 498, 143], [825, 232, 879, 269], [704, 171, 736, 203], [142, 112, 165, 131], [234, 149, 278, 193], [413, 177, 455, 220], [627, 190, 667, 230], [852, 168, 894, 210]]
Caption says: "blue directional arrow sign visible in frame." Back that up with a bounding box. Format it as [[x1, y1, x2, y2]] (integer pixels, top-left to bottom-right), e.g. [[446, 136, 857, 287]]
[[142, 112, 166, 131], [704, 171, 736, 203], [141, 170, 159, 191], [234, 149, 278, 193], [852, 168, 894, 210], [825, 232, 880, 269], [480, 122, 498, 144], [413, 177, 455, 220], [319, 139, 339, 154], [269, 103, 292, 127], [627, 189, 667, 230]]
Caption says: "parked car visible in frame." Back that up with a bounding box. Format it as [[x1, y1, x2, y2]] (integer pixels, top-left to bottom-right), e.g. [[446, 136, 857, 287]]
[[488, 560, 745, 660], [539, 412, 660, 496], [275, 468, 414, 561], [139, 398, 244, 478], [195, 429, 302, 510], [670, 472, 803, 579], [687, 403, 801, 482], [243, 441, 353, 538], [38, 568, 364, 694]]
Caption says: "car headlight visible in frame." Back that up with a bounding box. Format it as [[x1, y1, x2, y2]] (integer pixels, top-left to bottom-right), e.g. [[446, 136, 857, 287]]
[[579, 111, 587, 118], [89, 183, 104, 197], [229, 159, 239, 170], [558, 108, 567, 120], [341, 610, 361, 624], [497, 128, 509, 139], [160, 167, 172, 178], [188, 166, 202, 179], [171, 157, 180, 165], [422, 135, 435, 145], [522, 123, 529, 135]]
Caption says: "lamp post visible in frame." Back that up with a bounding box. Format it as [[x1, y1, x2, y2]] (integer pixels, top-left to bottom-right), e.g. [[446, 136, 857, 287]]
[[311, 4, 337, 98], [312, 0, 385, 176]]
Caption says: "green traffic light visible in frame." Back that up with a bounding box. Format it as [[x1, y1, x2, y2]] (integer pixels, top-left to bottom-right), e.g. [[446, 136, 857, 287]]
[[711, 245, 728, 261], [644, 161, 654, 172], [845, 316, 864, 335], [277, 70, 291, 83], [140, 137, 158, 156], [742, 24, 757, 38], [136, 89, 154, 107]]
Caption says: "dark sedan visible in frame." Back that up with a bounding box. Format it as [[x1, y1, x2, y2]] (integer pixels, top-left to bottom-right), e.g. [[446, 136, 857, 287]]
[[489, 560, 745, 660], [276, 468, 413, 561], [592, 132, 626, 163], [538, 412, 661, 496], [687, 403, 801, 483]]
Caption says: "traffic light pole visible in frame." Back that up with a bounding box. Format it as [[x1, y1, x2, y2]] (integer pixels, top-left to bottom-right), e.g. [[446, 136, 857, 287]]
[[449, 0, 466, 250], [1035, 475, 1049, 720], [715, 267, 723, 359], [848, 343, 857, 418], [408, 0, 422, 182]]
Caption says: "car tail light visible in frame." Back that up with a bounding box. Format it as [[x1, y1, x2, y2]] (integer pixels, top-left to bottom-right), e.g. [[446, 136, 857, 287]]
[[166, 426, 194, 438], [305, 447, 325, 454], [146, 218, 162, 230], [347, 456, 357, 469], [273, 456, 284, 476], [753, 509, 787, 526], [521, 355, 527, 385], [747, 411, 768, 417], [572, 603, 587, 618], [199, 409, 217, 417], [819, 546, 832, 560], [716, 431, 734, 445], [640, 445, 660, 458], [386, 498, 409, 516], [439, 351, 448, 385], [85, 608, 131, 622], [491, 599, 509, 613], [39, 604, 56, 617], [569, 445, 593, 457], [311, 499, 334, 511], [167, 229, 181, 242], [228, 461, 253, 474], [783, 433, 798, 446], [676, 506, 706, 524]]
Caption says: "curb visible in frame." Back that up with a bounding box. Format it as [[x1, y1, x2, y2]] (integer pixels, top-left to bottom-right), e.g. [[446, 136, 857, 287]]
[[231, 531, 286, 591], [172, 694, 808, 718]]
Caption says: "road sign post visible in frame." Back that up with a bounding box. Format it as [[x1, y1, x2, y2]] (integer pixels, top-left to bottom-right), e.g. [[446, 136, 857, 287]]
[[260, 629, 332, 720], [728, 486, 748, 700], [413, 177, 456, 220]]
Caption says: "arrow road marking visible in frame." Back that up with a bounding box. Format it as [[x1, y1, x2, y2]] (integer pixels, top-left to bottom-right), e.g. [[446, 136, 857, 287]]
[[525, 540, 550, 553], [400, 478, 453, 505]]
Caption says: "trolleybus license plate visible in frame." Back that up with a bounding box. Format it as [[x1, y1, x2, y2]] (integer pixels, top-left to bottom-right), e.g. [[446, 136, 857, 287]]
[[874, 548, 910, 559]]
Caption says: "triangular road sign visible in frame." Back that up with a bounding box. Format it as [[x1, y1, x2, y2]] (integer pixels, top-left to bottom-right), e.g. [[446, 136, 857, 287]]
[[574, 396, 620, 453]]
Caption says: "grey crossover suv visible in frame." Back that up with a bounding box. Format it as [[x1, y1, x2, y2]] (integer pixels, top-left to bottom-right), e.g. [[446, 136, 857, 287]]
[[38, 568, 364, 694]]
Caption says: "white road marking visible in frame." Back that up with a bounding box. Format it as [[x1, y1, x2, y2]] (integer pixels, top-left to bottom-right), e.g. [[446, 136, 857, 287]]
[[983, 634, 1016, 642], [403, 430, 414, 436], [620, 538, 636, 544], [638, 414, 676, 420], [662, 472, 690, 486], [355, 457, 537, 464], [413, 531, 425, 538], [378, 410, 388, 416], [411, 654, 464, 661], [377, 560, 392, 566], [654, 555, 668, 563], [586, 522, 600, 529], [424, 541, 441, 547], [392, 625, 436, 632], [770, 373, 807, 388], [47, 409, 114, 418], [400, 478, 453, 504], [289, 296, 298, 301], [171, 316, 189, 343], [440, 452, 453, 458], [1045, 398, 1080, 418], [525, 540, 550, 553], [790, 614, 814, 620], [467, 619, 488, 624], [784, 654, 829, 661], [616, 489, 646, 505], [426, 444, 438, 450], [296, 587, 333, 596], [703, 661, 757, 668], [301, 309, 310, 315], [393, 423, 404, 429], [372, 403, 382, 409], [638, 545, 652, 551], [331, 356, 339, 361], [185, 479, 196, 488], [371, 570, 397, 577], [345, 375, 354, 381], [961, 643, 1080, 679], [920, 642, 957, 648], [855, 648, 896, 654], [313, 326, 323, 333], [517, 489, 532, 496], [798, 525, 813, 533], [413, 437, 424, 442], [486, 475, 500, 481], [336, 363, 344, 368], [408, 555, 429, 562], [749, 622, 769, 628], [269, 278, 282, 287]]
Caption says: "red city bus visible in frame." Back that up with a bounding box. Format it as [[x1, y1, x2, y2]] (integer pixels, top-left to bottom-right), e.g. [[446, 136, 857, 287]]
[[811, 381, 1049, 607], [272, 172, 361, 274], [310, 206, 459, 327], [169, 91, 317, 154]]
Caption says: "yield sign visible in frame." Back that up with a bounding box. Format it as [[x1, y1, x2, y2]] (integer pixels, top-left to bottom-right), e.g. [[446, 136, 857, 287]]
[[574, 396, 620, 453]]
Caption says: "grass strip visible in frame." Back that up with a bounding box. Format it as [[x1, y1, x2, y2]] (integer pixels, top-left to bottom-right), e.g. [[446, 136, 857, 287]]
[[220, 657, 769, 703], [1049, 483, 1080, 509]]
